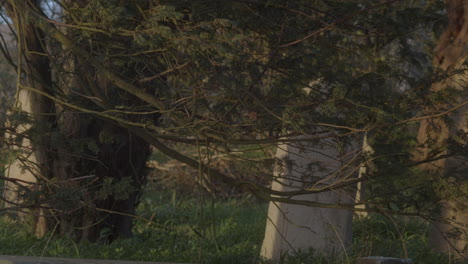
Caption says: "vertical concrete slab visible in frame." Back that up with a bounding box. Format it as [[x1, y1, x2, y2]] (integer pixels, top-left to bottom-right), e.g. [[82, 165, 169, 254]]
[[355, 133, 373, 218], [261, 137, 357, 262], [3, 89, 38, 209]]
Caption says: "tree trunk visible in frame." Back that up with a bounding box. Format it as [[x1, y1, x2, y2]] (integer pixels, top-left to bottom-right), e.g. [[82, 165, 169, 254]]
[[415, 0, 467, 259], [2, 0, 152, 242], [2, 0, 56, 237], [261, 136, 358, 262]]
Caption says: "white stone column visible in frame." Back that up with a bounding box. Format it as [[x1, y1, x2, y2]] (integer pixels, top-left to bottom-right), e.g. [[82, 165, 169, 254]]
[[2, 89, 38, 210], [261, 136, 358, 262], [354, 133, 373, 218]]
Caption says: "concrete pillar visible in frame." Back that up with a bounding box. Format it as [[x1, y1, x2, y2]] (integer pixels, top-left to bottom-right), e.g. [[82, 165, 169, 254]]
[[3, 89, 38, 209], [261, 136, 358, 262]]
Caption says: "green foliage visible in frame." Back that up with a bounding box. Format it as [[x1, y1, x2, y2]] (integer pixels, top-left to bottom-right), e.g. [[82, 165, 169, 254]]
[[353, 214, 450, 264], [0, 194, 454, 264], [0, 0, 465, 253], [0, 193, 267, 263], [96, 177, 135, 201]]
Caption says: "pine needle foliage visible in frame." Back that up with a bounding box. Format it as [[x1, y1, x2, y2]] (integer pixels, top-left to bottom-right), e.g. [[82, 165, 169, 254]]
[[0, 0, 465, 246]]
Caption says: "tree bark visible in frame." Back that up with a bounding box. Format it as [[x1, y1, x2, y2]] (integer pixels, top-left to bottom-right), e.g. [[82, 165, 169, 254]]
[[2, 0, 56, 237], [2, 0, 153, 242], [415, 0, 467, 259]]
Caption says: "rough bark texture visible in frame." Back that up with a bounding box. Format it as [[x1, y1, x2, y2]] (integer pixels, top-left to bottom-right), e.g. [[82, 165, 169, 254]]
[[261, 136, 358, 262], [2, 0, 56, 237], [415, 0, 467, 259], [2, 0, 152, 241]]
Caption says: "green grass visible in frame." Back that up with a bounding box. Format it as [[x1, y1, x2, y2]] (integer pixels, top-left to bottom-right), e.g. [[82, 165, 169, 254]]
[[0, 192, 267, 264], [352, 214, 450, 264], [0, 192, 454, 264]]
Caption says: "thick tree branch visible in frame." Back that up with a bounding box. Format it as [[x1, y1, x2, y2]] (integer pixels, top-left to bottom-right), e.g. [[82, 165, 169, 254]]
[[6, 0, 166, 111]]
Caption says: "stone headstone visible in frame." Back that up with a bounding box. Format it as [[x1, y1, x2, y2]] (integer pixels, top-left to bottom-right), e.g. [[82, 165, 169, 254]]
[[261, 136, 358, 262]]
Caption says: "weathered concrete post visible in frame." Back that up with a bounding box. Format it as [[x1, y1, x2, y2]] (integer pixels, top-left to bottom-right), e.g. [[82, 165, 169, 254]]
[[2, 88, 46, 237], [260, 136, 358, 262], [354, 133, 373, 218], [3, 89, 38, 207]]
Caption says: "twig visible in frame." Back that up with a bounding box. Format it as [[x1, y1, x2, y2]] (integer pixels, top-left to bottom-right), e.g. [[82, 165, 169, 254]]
[[278, 0, 401, 48]]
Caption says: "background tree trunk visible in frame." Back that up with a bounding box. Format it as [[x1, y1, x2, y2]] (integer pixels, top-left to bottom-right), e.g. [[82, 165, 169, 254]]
[[3, 0, 56, 237], [415, 0, 467, 259], [2, 0, 153, 242]]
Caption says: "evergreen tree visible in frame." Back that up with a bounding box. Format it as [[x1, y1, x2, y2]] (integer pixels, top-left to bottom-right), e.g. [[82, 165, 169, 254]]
[[0, 2, 464, 259]]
